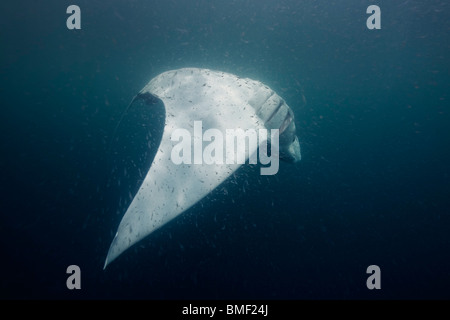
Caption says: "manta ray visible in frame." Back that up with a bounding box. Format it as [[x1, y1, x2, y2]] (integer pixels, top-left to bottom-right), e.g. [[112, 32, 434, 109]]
[[104, 68, 301, 268]]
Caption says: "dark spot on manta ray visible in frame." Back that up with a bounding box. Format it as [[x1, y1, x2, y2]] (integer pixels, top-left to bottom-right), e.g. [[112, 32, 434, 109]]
[[137, 91, 161, 105]]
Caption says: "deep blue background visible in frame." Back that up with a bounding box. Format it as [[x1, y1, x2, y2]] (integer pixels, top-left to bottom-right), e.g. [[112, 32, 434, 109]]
[[1, 0, 449, 299]]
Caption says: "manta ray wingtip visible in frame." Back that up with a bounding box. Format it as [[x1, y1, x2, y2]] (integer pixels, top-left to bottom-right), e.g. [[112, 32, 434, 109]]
[[103, 253, 112, 270], [103, 252, 111, 270], [103, 232, 122, 269]]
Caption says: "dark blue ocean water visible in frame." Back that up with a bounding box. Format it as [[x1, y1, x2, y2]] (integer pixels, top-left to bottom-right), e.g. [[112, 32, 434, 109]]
[[1, 0, 449, 299]]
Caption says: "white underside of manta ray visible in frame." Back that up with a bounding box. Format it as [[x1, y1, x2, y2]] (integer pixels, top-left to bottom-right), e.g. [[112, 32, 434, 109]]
[[104, 68, 301, 268]]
